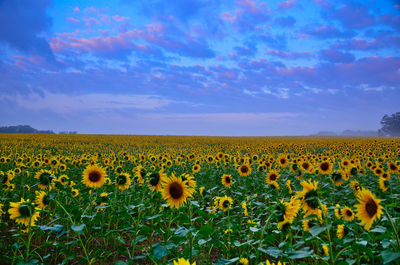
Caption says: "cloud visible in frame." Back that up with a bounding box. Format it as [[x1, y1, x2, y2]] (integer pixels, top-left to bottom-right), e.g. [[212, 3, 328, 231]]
[[274, 16, 296, 27], [319, 49, 355, 63], [1, 91, 187, 113], [328, 2, 376, 29], [304, 25, 354, 39], [267, 49, 314, 59], [0, 0, 55, 61]]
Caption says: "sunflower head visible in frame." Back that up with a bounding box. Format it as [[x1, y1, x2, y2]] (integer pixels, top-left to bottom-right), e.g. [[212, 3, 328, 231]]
[[238, 164, 251, 177], [8, 198, 40, 227], [35, 190, 52, 209], [219, 195, 233, 211], [221, 174, 233, 187], [298, 179, 319, 214], [116, 172, 131, 190], [266, 170, 280, 185], [161, 174, 194, 209], [35, 170, 55, 189], [341, 206, 354, 221], [318, 161, 332, 174], [82, 165, 107, 189], [355, 188, 383, 231]]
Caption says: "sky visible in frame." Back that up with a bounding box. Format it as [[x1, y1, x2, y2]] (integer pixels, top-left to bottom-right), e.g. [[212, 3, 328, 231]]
[[0, 0, 399, 136]]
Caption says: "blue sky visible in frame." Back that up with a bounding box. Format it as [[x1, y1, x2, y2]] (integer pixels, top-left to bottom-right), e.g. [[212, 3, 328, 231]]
[[0, 0, 399, 135]]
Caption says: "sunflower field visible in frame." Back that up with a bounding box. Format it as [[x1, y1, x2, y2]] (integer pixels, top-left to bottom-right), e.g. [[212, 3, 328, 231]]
[[0, 134, 399, 265]]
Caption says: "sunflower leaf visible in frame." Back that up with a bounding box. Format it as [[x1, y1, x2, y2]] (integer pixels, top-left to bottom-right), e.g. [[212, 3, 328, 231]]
[[309, 224, 331, 237], [381, 250, 400, 264], [175, 226, 190, 237], [71, 224, 85, 234]]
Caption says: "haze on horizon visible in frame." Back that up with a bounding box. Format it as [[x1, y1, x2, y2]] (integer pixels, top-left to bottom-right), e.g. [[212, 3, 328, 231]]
[[0, 0, 399, 136]]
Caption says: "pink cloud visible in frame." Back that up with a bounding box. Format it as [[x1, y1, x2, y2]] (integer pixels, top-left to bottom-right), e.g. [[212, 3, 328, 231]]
[[112, 15, 130, 22], [66, 17, 80, 24], [220, 11, 237, 23], [83, 17, 101, 27], [267, 49, 314, 59], [73, 7, 80, 13]]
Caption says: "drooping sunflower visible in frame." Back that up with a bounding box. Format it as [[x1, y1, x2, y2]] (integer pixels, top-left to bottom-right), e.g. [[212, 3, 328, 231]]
[[297, 179, 320, 216], [219, 195, 233, 211], [8, 198, 40, 227], [161, 174, 194, 209], [354, 188, 383, 231], [221, 174, 233, 188], [35, 190, 51, 209], [82, 164, 107, 189], [350, 180, 361, 193], [265, 170, 280, 185], [318, 161, 333, 174], [379, 176, 388, 192], [302, 217, 318, 232], [337, 224, 346, 239], [341, 206, 355, 221], [34, 169, 55, 189], [330, 171, 344, 186], [277, 197, 300, 229], [238, 164, 251, 177], [148, 170, 166, 192], [172, 257, 196, 265], [116, 172, 131, 190]]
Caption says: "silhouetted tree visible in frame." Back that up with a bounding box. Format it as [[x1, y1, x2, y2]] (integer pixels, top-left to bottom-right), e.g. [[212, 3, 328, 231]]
[[379, 112, 400, 136]]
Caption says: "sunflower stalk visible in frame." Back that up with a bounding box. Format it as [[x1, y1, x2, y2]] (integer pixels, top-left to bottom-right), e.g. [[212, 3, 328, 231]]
[[383, 207, 400, 251], [257, 208, 275, 251], [318, 198, 334, 265]]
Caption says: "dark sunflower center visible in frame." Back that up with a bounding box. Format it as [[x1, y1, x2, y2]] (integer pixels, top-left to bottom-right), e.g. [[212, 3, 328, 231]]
[[225, 177, 231, 183], [19, 204, 33, 217], [88, 171, 101, 182], [169, 182, 183, 199], [61, 177, 67, 183], [280, 158, 286, 164], [332, 172, 342, 181], [345, 210, 352, 217], [344, 161, 348, 166], [302, 163, 309, 170], [292, 164, 298, 170], [320, 162, 329, 171], [117, 175, 127, 185], [375, 169, 382, 174], [350, 167, 357, 175], [270, 174, 277, 181], [149, 173, 160, 186], [305, 189, 319, 209], [222, 200, 230, 208], [240, 166, 249, 173], [101, 195, 108, 202], [366, 199, 378, 217], [390, 164, 396, 170], [40, 173, 53, 185], [51, 160, 57, 165], [42, 195, 50, 205]]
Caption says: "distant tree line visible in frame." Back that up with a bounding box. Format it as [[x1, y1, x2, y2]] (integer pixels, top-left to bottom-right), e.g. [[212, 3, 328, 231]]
[[0, 125, 54, 134], [379, 112, 400, 137]]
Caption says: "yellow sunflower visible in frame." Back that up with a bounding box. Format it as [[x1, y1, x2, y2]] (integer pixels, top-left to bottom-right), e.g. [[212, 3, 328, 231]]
[[0, 203, 4, 216], [161, 174, 194, 209], [221, 174, 233, 188], [297, 179, 320, 216], [8, 198, 40, 227], [148, 170, 166, 192], [116, 172, 131, 190], [35, 190, 51, 209], [318, 161, 333, 174], [354, 188, 383, 231], [192, 164, 201, 173], [379, 176, 388, 192], [350, 180, 361, 192], [277, 155, 289, 167], [82, 164, 107, 189], [337, 224, 345, 239], [277, 197, 300, 229], [265, 170, 280, 185], [219, 195, 233, 211], [238, 164, 251, 177], [341, 206, 355, 221], [34, 169, 55, 189], [172, 258, 196, 265]]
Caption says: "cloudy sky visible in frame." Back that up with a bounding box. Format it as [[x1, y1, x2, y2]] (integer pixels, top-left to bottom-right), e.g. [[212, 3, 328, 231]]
[[0, 0, 399, 135]]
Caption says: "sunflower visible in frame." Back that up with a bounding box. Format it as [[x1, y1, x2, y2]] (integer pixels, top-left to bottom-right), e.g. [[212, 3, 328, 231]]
[[221, 174, 233, 188], [148, 170, 166, 192], [277, 197, 300, 229], [318, 161, 333, 174], [116, 172, 131, 190], [82, 164, 107, 189], [286, 180, 292, 194], [133, 165, 146, 184], [59, 163, 67, 172], [34, 169, 55, 189], [238, 164, 251, 177], [331, 171, 344, 186], [219, 195, 233, 211], [378, 176, 388, 192], [57, 174, 69, 185], [354, 188, 383, 231], [387, 162, 398, 173], [300, 161, 313, 172], [334, 204, 341, 219], [277, 155, 289, 167], [35, 190, 51, 209], [268, 181, 280, 190], [350, 180, 361, 193], [337, 224, 345, 239], [172, 258, 196, 265], [341, 206, 355, 221], [265, 170, 280, 185], [297, 179, 319, 216], [239, 258, 249, 265], [0, 203, 4, 216], [1, 170, 13, 186], [322, 245, 329, 256], [71, 188, 79, 197], [192, 164, 201, 173], [302, 217, 318, 232], [8, 198, 40, 227], [242, 201, 248, 216], [182, 173, 197, 188], [161, 174, 194, 209]]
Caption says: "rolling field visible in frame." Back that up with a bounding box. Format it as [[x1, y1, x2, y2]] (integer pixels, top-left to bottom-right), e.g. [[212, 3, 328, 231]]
[[0, 134, 399, 265]]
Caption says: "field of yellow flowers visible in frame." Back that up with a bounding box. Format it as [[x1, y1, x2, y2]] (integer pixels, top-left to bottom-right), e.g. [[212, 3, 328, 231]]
[[0, 134, 399, 265]]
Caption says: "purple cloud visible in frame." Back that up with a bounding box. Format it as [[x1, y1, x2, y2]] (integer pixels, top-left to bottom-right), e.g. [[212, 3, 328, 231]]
[[319, 49, 355, 63]]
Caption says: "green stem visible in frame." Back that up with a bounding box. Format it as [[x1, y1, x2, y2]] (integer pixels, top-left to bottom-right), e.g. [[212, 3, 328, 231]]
[[383, 207, 400, 251], [257, 209, 275, 251]]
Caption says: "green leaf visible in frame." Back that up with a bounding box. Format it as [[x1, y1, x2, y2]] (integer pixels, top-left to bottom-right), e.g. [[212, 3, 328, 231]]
[[216, 257, 240, 265], [370, 226, 386, 233], [152, 243, 168, 260], [199, 225, 213, 236], [381, 250, 400, 264], [356, 240, 368, 247], [381, 238, 392, 249], [288, 247, 314, 259], [175, 226, 190, 237], [309, 225, 330, 237], [71, 224, 85, 234], [249, 227, 259, 232], [115, 261, 128, 265], [258, 247, 282, 258]]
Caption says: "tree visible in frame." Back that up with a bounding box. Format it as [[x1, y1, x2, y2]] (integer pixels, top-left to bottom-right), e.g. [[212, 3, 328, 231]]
[[379, 112, 400, 136]]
